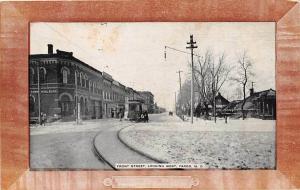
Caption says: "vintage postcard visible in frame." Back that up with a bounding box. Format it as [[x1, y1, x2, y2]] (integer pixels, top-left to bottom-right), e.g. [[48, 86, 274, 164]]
[[29, 22, 276, 170], [1, 1, 299, 189]]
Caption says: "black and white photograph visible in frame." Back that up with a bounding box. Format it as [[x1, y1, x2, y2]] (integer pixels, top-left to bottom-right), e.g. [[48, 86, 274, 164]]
[[29, 22, 276, 170]]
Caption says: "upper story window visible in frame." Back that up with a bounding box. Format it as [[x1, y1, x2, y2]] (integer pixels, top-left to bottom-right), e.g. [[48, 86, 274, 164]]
[[89, 80, 92, 91], [39, 67, 47, 83], [61, 67, 70, 84], [84, 74, 88, 88], [93, 82, 96, 93], [62, 70, 68, 84], [80, 72, 83, 87], [30, 67, 35, 84]]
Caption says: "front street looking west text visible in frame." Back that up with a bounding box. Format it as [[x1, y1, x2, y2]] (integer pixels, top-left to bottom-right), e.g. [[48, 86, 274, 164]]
[[30, 113, 275, 170]]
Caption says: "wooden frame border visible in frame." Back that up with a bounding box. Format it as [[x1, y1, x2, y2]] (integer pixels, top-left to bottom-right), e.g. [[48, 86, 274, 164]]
[[1, 0, 299, 189]]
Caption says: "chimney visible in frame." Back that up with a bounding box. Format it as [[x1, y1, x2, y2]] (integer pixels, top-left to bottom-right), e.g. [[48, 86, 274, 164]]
[[250, 88, 254, 96], [48, 44, 53, 54]]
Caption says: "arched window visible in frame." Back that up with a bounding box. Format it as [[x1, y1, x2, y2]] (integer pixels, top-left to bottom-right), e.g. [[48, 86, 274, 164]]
[[93, 82, 96, 93], [62, 69, 68, 84], [30, 68, 35, 84], [61, 67, 70, 84], [97, 82, 101, 94], [80, 72, 83, 86], [89, 80, 92, 91], [84, 74, 88, 88], [39, 67, 47, 83]]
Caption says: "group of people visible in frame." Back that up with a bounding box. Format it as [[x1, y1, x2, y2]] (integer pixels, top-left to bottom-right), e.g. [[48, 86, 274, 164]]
[[140, 111, 149, 122], [118, 109, 125, 121]]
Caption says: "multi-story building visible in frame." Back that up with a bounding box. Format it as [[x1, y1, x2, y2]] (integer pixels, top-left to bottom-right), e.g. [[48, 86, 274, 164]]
[[29, 44, 105, 122], [29, 44, 156, 123], [138, 91, 154, 113], [102, 72, 114, 118], [111, 81, 126, 117]]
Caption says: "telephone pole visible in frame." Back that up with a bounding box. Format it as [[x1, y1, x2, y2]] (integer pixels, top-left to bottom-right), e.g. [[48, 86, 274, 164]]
[[176, 70, 183, 115], [175, 92, 177, 113], [186, 35, 197, 124], [75, 70, 79, 125], [37, 62, 41, 125]]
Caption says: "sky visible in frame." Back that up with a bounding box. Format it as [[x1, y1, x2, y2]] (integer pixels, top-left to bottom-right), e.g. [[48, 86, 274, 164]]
[[30, 22, 275, 111]]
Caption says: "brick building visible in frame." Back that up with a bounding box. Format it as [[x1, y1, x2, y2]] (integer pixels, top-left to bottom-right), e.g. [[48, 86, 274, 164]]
[[29, 44, 155, 123], [138, 91, 154, 113]]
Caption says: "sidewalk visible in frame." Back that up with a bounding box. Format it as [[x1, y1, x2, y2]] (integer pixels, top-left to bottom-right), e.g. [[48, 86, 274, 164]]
[[30, 118, 126, 135]]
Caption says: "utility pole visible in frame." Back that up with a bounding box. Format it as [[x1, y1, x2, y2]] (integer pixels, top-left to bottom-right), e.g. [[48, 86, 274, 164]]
[[37, 62, 41, 125], [75, 70, 79, 125], [186, 35, 197, 124], [175, 92, 177, 113], [176, 70, 183, 115]]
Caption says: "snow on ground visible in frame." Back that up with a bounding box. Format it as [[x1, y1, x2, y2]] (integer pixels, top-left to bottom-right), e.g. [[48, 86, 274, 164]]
[[30, 118, 130, 135], [119, 116, 275, 169], [144, 117, 275, 132]]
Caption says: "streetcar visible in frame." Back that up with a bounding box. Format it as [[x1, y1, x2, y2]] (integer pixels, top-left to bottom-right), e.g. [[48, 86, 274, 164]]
[[124, 100, 147, 122]]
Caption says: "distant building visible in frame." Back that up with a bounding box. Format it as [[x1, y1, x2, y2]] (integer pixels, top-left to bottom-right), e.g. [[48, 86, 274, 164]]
[[222, 100, 242, 115], [223, 88, 276, 120], [102, 72, 114, 118], [195, 92, 229, 117], [215, 92, 230, 110], [138, 91, 154, 113]]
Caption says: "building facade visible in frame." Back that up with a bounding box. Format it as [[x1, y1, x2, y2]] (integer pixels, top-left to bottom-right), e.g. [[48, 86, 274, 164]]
[[138, 91, 154, 113], [29, 45, 155, 123], [222, 88, 276, 120]]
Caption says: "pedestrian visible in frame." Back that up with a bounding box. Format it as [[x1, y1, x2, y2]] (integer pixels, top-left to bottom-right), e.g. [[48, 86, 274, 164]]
[[145, 111, 149, 122], [40, 112, 47, 126], [140, 112, 144, 122], [119, 109, 123, 121]]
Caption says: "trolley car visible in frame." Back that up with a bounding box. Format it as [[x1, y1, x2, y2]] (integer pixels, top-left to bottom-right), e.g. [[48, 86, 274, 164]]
[[125, 100, 147, 122]]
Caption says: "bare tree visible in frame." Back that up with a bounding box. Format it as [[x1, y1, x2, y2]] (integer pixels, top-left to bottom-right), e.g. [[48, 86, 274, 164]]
[[194, 50, 213, 104], [177, 78, 191, 115], [209, 52, 231, 123], [193, 50, 230, 122], [231, 50, 254, 120]]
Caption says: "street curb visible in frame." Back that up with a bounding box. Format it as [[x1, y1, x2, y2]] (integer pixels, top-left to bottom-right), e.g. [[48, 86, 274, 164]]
[[92, 122, 137, 170], [117, 125, 168, 164], [92, 130, 117, 170]]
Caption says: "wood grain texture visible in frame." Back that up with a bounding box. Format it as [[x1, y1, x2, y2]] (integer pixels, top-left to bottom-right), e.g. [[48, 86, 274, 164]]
[[0, 0, 299, 189], [277, 3, 300, 187]]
